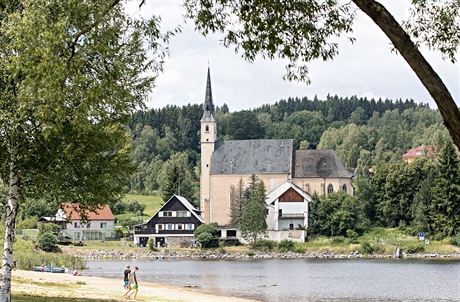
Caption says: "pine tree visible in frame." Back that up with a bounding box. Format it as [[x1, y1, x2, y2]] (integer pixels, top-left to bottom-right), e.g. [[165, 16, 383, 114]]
[[430, 143, 460, 238], [240, 180, 267, 242], [157, 153, 194, 203]]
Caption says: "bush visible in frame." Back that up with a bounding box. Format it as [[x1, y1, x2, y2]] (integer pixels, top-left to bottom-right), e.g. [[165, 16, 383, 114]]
[[449, 235, 460, 247], [278, 240, 295, 252], [293, 244, 306, 253], [37, 231, 59, 252], [360, 241, 374, 254], [404, 242, 425, 253], [38, 223, 60, 237], [346, 229, 359, 242], [250, 240, 277, 252], [194, 224, 219, 248], [115, 228, 124, 239], [147, 238, 157, 251]]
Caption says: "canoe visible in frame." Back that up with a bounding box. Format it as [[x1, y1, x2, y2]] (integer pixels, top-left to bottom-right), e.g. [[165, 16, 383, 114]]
[[32, 266, 66, 273]]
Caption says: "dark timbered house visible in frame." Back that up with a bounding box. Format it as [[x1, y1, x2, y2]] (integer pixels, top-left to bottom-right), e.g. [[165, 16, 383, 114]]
[[133, 195, 203, 247]]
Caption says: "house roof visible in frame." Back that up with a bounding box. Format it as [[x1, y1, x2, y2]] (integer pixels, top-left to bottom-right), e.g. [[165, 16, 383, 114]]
[[293, 150, 353, 178], [402, 145, 435, 159], [60, 203, 114, 221], [210, 139, 293, 175], [137, 195, 203, 227], [266, 181, 311, 205]]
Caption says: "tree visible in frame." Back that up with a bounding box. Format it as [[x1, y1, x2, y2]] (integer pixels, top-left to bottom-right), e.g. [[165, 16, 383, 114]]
[[430, 143, 460, 238], [229, 178, 246, 227], [226, 111, 265, 140], [239, 180, 267, 242], [157, 152, 195, 202], [184, 0, 460, 150], [0, 1, 167, 299], [194, 223, 219, 248]]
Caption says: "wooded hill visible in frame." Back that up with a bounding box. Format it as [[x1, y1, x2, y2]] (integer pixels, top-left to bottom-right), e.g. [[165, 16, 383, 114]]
[[127, 95, 450, 195]]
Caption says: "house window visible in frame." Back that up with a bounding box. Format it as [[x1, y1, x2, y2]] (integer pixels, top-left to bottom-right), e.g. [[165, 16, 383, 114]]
[[100, 222, 107, 229], [227, 230, 237, 237], [278, 209, 282, 218], [162, 211, 173, 217], [157, 224, 164, 231], [74, 222, 80, 228], [185, 224, 194, 230], [327, 184, 334, 194], [177, 211, 189, 217], [165, 224, 174, 230], [341, 184, 347, 193], [176, 224, 184, 230]]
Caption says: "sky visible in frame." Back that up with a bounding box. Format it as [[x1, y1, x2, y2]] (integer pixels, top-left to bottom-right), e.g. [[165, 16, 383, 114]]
[[127, 0, 459, 111]]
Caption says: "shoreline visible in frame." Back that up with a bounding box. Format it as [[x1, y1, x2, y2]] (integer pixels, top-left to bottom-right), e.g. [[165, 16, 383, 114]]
[[12, 269, 258, 302], [62, 246, 460, 261]]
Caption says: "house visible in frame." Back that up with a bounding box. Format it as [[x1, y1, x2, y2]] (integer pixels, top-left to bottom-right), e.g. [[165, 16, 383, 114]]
[[133, 195, 203, 247], [200, 67, 353, 232], [39, 203, 116, 241], [402, 145, 436, 163], [266, 181, 311, 242]]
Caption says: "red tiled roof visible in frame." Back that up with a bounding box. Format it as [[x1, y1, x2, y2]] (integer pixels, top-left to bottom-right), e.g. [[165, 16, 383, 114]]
[[402, 145, 436, 159], [61, 203, 114, 221]]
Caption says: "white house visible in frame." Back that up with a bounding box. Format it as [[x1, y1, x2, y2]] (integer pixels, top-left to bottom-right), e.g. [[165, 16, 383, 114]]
[[40, 203, 116, 241], [265, 181, 311, 242]]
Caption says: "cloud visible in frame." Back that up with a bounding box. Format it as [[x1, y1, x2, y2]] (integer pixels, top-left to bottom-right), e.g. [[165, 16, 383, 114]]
[[127, 0, 459, 111]]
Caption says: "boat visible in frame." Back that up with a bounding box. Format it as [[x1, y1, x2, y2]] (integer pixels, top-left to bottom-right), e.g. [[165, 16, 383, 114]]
[[32, 266, 66, 273]]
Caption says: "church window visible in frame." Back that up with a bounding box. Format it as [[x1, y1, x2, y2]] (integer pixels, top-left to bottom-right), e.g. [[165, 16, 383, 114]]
[[341, 184, 347, 193], [206, 164, 209, 167], [205, 125, 209, 132], [327, 184, 334, 194], [304, 184, 310, 193]]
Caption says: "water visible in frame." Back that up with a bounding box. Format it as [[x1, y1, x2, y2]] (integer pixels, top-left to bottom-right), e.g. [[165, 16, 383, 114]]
[[86, 259, 460, 302]]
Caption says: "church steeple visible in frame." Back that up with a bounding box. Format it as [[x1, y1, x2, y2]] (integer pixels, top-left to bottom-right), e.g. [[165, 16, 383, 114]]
[[202, 67, 214, 120]]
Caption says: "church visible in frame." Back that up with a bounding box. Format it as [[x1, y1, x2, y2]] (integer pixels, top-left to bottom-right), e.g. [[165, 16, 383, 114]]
[[200, 68, 353, 238]]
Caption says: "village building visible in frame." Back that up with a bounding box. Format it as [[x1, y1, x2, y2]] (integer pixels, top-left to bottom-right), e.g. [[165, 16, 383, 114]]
[[402, 145, 436, 163], [39, 203, 116, 241], [200, 68, 353, 240], [133, 195, 203, 247]]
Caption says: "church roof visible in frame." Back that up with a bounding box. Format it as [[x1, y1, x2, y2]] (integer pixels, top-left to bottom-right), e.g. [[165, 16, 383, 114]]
[[210, 139, 293, 174], [293, 150, 353, 178]]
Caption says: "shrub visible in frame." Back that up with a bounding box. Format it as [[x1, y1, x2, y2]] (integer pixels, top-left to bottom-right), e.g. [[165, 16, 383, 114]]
[[250, 240, 277, 252], [115, 228, 124, 239], [293, 244, 306, 253], [360, 241, 374, 254], [404, 242, 425, 253], [147, 238, 156, 251], [278, 240, 295, 252], [194, 224, 219, 248], [449, 235, 460, 247], [38, 223, 60, 237], [246, 251, 255, 256], [346, 229, 359, 241], [37, 231, 59, 252]]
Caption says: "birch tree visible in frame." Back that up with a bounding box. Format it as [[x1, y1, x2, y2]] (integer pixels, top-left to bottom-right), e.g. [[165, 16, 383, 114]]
[[0, 1, 167, 300]]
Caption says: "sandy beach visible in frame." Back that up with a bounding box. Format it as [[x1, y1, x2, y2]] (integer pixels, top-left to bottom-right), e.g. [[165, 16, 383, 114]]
[[12, 270, 258, 302]]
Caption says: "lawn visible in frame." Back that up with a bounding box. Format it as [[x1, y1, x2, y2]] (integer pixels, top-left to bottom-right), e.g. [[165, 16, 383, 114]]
[[13, 296, 115, 302], [122, 194, 164, 216]]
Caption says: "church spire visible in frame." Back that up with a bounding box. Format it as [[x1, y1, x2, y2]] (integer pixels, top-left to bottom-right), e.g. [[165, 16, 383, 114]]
[[202, 66, 214, 119]]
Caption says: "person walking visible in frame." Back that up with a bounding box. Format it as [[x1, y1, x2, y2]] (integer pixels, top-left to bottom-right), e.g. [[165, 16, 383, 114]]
[[122, 265, 131, 299], [127, 266, 139, 301]]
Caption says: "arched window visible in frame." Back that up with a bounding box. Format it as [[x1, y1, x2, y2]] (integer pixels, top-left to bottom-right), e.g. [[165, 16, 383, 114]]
[[341, 184, 347, 193], [205, 125, 209, 132], [304, 184, 310, 193], [327, 184, 334, 194]]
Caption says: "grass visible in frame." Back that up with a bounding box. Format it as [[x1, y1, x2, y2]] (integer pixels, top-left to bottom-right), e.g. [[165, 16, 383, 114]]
[[66, 239, 143, 251], [122, 194, 164, 216]]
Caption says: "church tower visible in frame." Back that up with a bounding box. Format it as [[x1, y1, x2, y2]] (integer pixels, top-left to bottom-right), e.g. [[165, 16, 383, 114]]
[[200, 67, 216, 223]]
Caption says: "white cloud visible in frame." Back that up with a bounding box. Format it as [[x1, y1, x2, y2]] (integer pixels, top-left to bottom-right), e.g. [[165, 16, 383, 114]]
[[127, 0, 459, 111]]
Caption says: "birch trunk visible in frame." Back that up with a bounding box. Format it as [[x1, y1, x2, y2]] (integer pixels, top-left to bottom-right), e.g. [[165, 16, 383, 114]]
[[0, 157, 20, 302]]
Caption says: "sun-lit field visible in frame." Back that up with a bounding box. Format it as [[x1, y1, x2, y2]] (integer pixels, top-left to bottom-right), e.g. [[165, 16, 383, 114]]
[[122, 194, 164, 216]]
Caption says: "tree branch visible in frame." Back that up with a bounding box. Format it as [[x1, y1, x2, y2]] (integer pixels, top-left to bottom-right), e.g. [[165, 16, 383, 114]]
[[352, 0, 460, 150]]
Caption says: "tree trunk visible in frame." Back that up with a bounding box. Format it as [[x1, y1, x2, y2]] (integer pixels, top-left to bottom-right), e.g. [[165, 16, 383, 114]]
[[352, 0, 460, 150], [0, 157, 20, 302]]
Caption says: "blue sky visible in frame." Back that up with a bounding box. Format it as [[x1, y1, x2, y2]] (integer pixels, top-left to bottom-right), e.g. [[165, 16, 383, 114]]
[[127, 0, 459, 111]]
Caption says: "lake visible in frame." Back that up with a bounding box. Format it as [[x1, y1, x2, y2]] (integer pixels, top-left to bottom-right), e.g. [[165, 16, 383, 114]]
[[86, 258, 460, 302]]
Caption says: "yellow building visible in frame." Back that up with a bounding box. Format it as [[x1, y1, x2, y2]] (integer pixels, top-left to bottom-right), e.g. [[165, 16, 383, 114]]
[[200, 68, 353, 229]]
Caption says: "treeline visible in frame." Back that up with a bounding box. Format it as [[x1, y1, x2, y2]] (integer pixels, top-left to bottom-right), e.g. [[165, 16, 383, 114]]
[[310, 142, 460, 240], [126, 95, 448, 197]]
